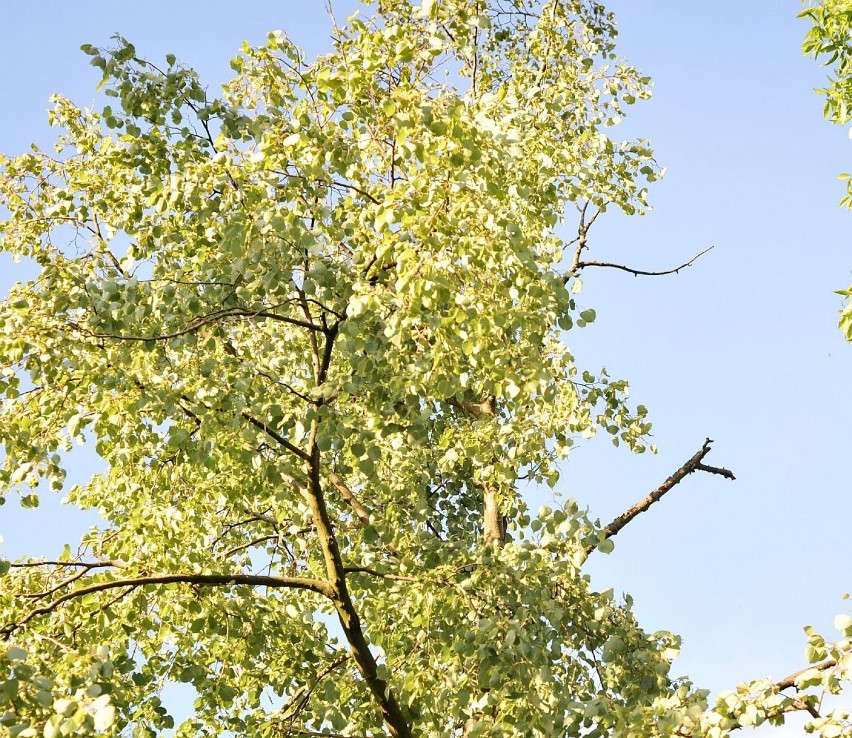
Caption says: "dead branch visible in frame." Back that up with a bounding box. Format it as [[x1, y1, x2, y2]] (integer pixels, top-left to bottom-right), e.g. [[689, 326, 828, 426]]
[[569, 245, 713, 280], [598, 438, 734, 545], [567, 201, 602, 272]]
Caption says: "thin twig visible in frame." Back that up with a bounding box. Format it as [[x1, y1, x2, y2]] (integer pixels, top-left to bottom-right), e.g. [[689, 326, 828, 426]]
[[570, 245, 714, 280], [10, 559, 126, 569], [221, 535, 280, 559], [277, 653, 351, 726], [343, 566, 418, 584]]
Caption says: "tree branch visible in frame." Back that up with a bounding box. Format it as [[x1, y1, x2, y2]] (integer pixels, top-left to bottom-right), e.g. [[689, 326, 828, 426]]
[[567, 201, 602, 272], [568, 245, 713, 280], [343, 566, 418, 584], [598, 438, 735, 544], [10, 559, 127, 569], [14, 559, 129, 602], [220, 535, 280, 559], [241, 412, 311, 462], [329, 472, 372, 526], [276, 652, 352, 731], [305, 464, 412, 737], [73, 305, 322, 343], [3, 572, 333, 638], [446, 395, 506, 548], [776, 658, 838, 691], [301, 327, 412, 737], [723, 659, 841, 731]]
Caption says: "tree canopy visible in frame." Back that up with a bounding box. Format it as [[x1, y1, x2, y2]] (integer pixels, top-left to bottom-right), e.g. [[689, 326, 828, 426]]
[[0, 1, 849, 736]]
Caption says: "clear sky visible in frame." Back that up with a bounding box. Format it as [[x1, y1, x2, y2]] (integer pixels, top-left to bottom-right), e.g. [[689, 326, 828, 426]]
[[1, 2, 849, 734]]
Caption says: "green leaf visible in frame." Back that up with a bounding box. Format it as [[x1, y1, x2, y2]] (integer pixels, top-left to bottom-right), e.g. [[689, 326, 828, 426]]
[[4, 648, 27, 663], [834, 612, 852, 636]]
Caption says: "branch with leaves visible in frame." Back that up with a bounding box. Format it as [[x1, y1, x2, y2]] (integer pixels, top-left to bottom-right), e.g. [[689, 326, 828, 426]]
[[2, 571, 334, 638]]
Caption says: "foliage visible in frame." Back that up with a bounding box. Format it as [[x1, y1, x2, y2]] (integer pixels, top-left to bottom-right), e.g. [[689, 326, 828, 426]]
[[802, 0, 852, 128], [801, 0, 852, 340], [0, 1, 848, 736]]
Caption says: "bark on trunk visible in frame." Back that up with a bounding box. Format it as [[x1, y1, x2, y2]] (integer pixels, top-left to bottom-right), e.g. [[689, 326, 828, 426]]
[[483, 486, 505, 548]]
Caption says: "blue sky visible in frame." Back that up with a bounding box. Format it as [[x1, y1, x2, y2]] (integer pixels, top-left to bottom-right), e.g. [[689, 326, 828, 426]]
[[1, 1, 849, 733]]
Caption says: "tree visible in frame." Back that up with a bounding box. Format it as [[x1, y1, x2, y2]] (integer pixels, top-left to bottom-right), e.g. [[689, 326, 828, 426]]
[[0, 1, 848, 736], [802, 0, 852, 341]]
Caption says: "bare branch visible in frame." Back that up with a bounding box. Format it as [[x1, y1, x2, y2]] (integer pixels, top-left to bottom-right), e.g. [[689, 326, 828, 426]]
[[567, 201, 602, 272], [598, 438, 734, 545], [569, 245, 714, 280]]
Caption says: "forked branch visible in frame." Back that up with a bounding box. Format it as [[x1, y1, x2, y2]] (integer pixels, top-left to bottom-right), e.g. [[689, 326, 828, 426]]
[[599, 438, 735, 544], [562, 200, 713, 280], [724, 657, 843, 730]]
